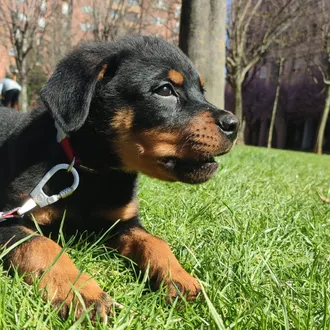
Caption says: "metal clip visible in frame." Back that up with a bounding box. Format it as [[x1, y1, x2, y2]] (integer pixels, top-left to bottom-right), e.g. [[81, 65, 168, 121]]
[[17, 163, 79, 216]]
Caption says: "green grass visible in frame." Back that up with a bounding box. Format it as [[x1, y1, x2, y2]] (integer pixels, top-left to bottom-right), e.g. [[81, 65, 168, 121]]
[[1, 145, 330, 329]]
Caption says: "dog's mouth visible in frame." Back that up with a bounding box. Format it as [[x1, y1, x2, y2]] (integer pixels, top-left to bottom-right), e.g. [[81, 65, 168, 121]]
[[158, 156, 219, 184]]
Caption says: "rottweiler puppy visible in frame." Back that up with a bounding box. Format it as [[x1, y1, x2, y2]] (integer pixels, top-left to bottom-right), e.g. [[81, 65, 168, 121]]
[[0, 36, 238, 320]]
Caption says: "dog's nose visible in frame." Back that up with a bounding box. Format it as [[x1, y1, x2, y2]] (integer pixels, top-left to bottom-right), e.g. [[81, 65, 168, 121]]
[[216, 112, 239, 141]]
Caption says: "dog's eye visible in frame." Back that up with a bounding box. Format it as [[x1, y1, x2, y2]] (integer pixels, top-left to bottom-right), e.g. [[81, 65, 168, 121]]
[[155, 84, 174, 97]]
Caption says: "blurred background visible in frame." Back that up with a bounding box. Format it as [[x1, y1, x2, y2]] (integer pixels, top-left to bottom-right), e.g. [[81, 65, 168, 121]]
[[0, 0, 328, 154]]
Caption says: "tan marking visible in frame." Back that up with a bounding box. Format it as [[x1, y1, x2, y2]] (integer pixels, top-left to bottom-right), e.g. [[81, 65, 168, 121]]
[[114, 129, 182, 181], [111, 109, 233, 181], [185, 111, 231, 157], [111, 108, 134, 131], [168, 69, 184, 86], [137, 131, 181, 157], [110, 109, 181, 181], [31, 206, 61, 225], [11, 233, 110, 318], [199, 76, 205, 88], [97, 199, 138, 222], [117, 228, 200, 300], [97, 64, 108, 81]]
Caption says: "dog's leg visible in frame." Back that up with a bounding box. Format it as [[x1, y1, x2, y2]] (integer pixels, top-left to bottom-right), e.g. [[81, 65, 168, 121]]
[[116, 226, 201, 301], [1, 225, 111, 320]]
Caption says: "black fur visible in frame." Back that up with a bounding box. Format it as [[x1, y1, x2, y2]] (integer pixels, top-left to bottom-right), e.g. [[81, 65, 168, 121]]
[[0, 36, 238, 313]]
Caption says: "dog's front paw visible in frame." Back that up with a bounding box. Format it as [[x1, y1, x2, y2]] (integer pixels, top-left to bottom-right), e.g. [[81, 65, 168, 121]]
[[44, 273, 112, 321], [164, 270, 201, 302], [118, 228, 201, 302]]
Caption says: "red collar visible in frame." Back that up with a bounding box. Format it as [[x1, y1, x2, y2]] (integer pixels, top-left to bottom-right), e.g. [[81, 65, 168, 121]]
[[54, 121, 117, 175], [55, 121, 81, 166]]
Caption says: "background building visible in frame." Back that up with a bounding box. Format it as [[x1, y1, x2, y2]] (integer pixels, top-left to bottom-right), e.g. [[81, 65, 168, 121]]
[[0, 0, 181, 78]]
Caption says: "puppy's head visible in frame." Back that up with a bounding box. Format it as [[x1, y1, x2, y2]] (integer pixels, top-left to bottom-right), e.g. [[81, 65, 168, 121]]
[[41, 36, 239, 184]]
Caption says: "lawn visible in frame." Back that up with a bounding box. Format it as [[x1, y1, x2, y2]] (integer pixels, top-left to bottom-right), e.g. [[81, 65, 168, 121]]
[[0, 145, 330, 329]]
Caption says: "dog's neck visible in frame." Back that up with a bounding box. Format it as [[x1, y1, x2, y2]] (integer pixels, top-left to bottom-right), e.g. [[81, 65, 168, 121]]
[[54, 118, 125, 176]]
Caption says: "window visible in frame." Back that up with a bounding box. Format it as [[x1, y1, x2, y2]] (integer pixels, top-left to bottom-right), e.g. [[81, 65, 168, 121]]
[[155, 0, 167, 10], [151, 17, 165, 25], [62, 2, 69, 15], [17, 12, 27, 21], [259, 66, 267, 79], [38, 17, 45, 29], [128, 0, 139, 5], [293, 60, 302, 72], [111, 9, 119, 19], [126, 11, 138, 22], [81, 6, 93, 14], [80, 23, 95, 31], [173, 21, 180, 33], [8, 48, 15, 56], [40, 0, 47, 13], [174, 5, 181, 18]]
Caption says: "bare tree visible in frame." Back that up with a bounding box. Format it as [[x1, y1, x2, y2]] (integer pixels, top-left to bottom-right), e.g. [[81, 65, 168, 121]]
[[267, 56, 285, 148], [43, 0, 181, 74], [0, 0, 57, 112], [226, 0, 306, 142], [309, 0, 330, 154], [179, 0, 227, 109], [146, 0, 182, 45], [43, 1, 74, 76], [79, 0, 146, 42]]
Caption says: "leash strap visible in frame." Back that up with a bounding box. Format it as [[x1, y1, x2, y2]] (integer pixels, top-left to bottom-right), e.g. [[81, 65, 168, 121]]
[[0, 120, 98, 222], [0, 163, 80, 221], [0, 208, 22, 222], [0, 122, 81, 222]]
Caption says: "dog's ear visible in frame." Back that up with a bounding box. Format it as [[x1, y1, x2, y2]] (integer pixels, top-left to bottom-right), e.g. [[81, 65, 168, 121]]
[[40, 51, 119, 133]]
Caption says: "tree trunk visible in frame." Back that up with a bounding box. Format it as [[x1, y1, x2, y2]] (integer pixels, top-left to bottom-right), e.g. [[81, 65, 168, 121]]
[[275, 114, 287, 149], [267, 57, 284, 149], [60, 0, 73, 57], [179, 0, 192, 55], [19, 59, 29, 112], [301, 119, 315, 151], [179, 0, 209, 73], [259, 119, 268, 147], [206, 0, 226, 108], [315, 85, 330, 155], [233, 76, 244, 143], [20, 77, 28, 113], [179, 0, 227, 109]]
